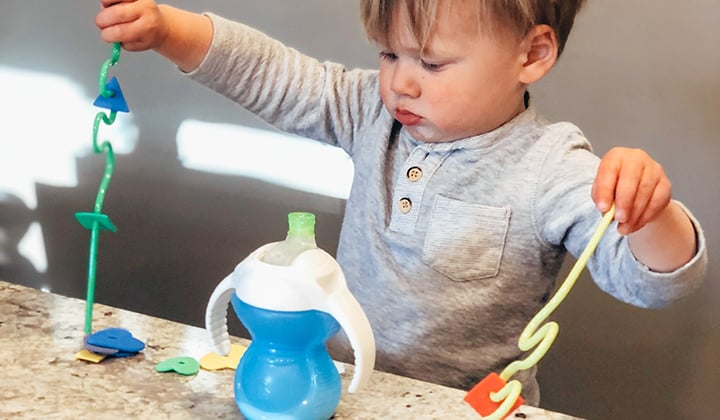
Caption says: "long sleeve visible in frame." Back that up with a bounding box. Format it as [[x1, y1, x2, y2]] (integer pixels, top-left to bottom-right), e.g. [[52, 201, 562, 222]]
[[532, 122, 707, 308], [186, 14, 384, 155]]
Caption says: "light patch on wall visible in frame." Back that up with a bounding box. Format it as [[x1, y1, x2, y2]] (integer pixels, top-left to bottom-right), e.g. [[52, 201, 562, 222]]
[[0, 66, 138, 207], [176, 119, 353, 200], [18, 222, 47, 273], [0, 65, 139, 276]]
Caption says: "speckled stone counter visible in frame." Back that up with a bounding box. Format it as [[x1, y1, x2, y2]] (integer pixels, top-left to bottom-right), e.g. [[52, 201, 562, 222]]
[[0, 280, 581, 419]]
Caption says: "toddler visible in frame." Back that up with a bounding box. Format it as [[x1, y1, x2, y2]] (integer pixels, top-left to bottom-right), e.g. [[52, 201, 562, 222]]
[[96, 0, 706, 405]]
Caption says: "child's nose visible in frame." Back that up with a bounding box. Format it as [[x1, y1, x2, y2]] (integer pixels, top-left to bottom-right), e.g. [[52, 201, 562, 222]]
[[390, 63, 420, 98]]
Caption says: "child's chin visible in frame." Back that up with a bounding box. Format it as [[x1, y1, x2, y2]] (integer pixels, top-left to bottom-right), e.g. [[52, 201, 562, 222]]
[[403, 126, 440, 143]]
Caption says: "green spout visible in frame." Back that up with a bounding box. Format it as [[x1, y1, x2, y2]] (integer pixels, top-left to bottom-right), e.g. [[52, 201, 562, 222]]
[[287, 212, 316, 241]]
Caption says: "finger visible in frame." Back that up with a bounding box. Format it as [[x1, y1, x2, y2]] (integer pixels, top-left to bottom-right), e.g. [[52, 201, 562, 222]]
[[99, 22, 151, 50], [623, 166, 658, 229], [592, 151, 621, 213], [619, 179, 655, 234], [626, 176, 672, 233], [97, 5, 146, 46], [625, 159, 666, 227], [97, 2, 140, 29], [100, 0, 134, 8], [612, 155, 646, 225]]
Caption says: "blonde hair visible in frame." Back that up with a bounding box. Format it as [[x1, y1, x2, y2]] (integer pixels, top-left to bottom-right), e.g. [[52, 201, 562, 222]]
[[360, 0, 586, 56]]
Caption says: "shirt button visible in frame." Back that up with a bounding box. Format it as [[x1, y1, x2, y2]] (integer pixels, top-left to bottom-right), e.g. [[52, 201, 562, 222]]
[[407, 166, 423, 182], [398, 197, 412, 213]]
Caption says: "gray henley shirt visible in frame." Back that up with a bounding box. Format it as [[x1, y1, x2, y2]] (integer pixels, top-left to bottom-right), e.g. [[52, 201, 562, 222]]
[[188, 15, 707, 405]]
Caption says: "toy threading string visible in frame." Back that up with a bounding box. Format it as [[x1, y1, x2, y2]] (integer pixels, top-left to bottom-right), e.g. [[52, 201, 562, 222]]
[[486, 205, 616, 420], [81, 42, 122, 335]]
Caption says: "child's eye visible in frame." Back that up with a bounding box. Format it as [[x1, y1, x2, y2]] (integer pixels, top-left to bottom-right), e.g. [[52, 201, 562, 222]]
[[421, 60, 444, 72], [379, 51, 398, 62]]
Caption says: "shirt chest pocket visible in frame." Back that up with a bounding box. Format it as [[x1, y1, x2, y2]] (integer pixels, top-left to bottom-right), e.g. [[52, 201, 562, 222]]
[[422, 196, 511, 282]]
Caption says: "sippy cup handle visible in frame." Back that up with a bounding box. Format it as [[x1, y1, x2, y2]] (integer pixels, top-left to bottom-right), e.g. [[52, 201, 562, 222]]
[[325, 287, 375, 393], [293, 249, 376, 394], [205, 273, 235, 355]]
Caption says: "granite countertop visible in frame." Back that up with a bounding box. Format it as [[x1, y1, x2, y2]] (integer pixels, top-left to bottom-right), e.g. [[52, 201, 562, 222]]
[[0, 280, 581, 419]]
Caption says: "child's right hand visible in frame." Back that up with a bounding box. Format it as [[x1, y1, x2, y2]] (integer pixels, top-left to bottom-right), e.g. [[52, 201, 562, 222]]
[[96, 0, 168, 52], [95, 0, 212, 72]]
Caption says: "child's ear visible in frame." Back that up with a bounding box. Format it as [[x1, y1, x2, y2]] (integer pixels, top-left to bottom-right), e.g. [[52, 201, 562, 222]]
[[518, 24, 558, 84]]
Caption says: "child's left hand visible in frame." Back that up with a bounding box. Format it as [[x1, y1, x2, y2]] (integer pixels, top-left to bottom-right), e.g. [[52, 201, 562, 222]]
[[591, 147, 672, 235]]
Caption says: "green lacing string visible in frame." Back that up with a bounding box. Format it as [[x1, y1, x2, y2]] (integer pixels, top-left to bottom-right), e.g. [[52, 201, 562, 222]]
[[98, 42, 121, 98], [91, 108, 116, 212], [482, 206, 615, 420], [82, 42, 122, 335]]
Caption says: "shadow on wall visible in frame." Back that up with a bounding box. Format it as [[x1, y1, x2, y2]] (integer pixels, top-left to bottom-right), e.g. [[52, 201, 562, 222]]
[[0, 193, 46, 290], [31, 150, 345, 337], [0, 64, 347, 338]]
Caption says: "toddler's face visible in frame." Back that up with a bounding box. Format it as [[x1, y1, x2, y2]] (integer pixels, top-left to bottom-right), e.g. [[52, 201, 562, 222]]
[[378, 4, 528, 143]]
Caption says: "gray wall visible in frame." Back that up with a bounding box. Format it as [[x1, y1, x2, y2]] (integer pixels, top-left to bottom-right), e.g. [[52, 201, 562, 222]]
[[1, 1, 718, 419]]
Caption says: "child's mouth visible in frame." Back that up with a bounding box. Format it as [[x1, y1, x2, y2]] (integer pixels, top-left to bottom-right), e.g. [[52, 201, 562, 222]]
[[395, 109, 421, 126]]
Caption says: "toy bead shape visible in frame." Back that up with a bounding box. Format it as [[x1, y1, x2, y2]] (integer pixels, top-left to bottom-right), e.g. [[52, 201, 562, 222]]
[[155, 357, 200, 376], [200, 343, 246, 371], [74, 348, 108, 363], [206, 212, 375, 420], [93, 76, 129, 112], [86, 327, 145, 357]]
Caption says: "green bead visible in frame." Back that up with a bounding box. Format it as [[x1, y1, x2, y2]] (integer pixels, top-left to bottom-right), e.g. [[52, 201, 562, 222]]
[[155, 356, 200, 376]]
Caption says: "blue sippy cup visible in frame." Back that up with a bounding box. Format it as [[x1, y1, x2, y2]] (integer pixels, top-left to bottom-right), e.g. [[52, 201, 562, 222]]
[[205, 212, 375, 420]]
